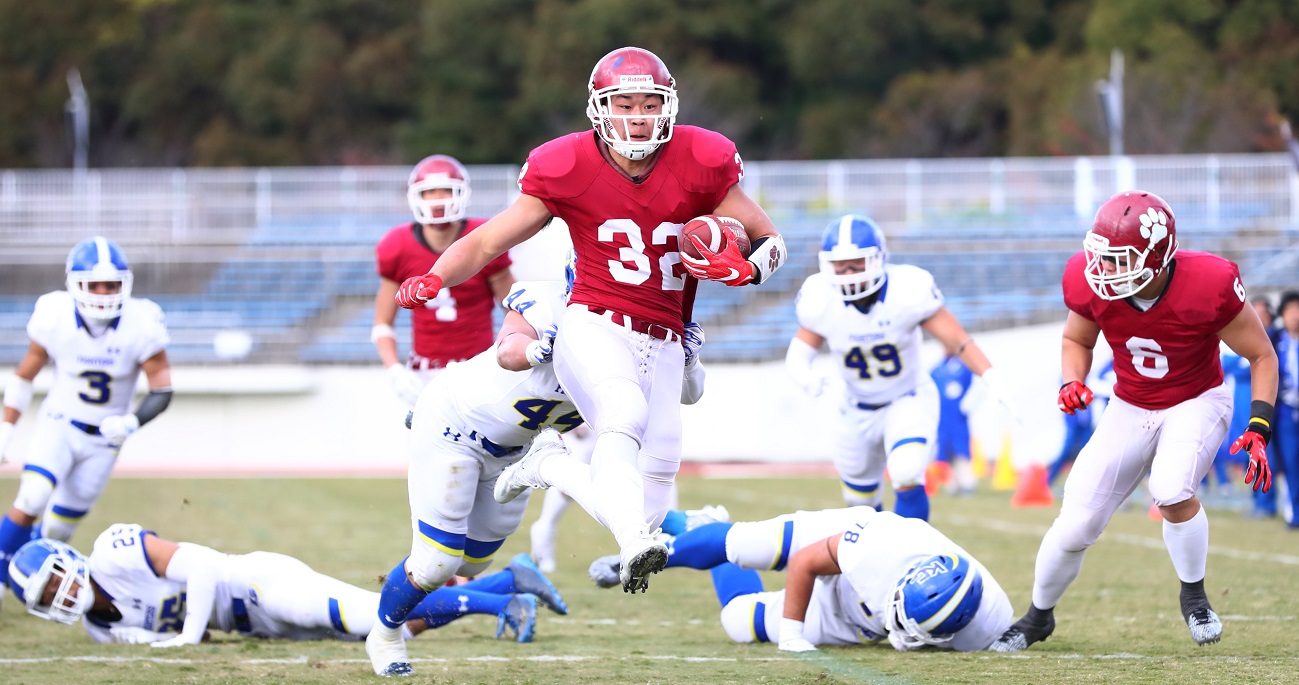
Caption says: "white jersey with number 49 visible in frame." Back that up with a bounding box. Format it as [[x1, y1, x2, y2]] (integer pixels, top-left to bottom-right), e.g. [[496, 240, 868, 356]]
[[832, 509, 1014, 651], [435, 280, 582, 449], [27, 291, 169, 426], [795, 264, 943, 407]]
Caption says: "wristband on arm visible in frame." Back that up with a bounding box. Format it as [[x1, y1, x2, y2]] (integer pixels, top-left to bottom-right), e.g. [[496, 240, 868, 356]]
[[1247, 399, 1274, 445]]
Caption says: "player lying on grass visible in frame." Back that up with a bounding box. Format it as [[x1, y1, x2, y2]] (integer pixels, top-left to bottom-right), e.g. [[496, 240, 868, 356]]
[[589, 506, 1012, 652], [6, 523, 566, 646]]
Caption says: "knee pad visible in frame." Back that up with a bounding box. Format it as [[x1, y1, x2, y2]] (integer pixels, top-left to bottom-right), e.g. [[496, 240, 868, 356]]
[[14, 470, 55, 518], [726, 517, 795, 571], [1050, 509, 1108, 553], [887, 440, 930, 488], [841, 480, 883, 509], [641, 453, 679, 529], [408, 525, 467, 591], [456, 538, 505, 578], [719, 593, 774, 644], [39, 504, 89, 542]]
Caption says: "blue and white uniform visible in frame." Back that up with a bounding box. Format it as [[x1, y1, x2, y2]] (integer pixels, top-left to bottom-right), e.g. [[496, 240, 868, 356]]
[[83, 523, 379, 644], [718, 508, 1013, 651], [405, 280, 577, 588], [21, 291, 168, 528], [794, 265, 944, 504]]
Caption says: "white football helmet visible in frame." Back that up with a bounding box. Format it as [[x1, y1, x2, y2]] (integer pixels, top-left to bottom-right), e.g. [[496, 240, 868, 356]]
[[7, 538, 95, 625], [65, 236, 133, 320]]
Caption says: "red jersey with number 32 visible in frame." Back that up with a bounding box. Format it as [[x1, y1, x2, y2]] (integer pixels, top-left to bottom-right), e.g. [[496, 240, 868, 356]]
[[518, 127, 742, 335], [1063, 250, 1244, 410], [375, 220, 512, 362]]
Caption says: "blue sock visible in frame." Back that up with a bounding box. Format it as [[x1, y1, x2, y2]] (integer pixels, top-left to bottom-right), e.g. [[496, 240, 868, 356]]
[[710, 562, 763, 607], [375, 557, 430, 629], [460, 569, 514, 595], [407, 588, 510, 629], [0, 516, 34, 586], [665, 521, 732, 569], [660, 510, 688, 536], [894, 488, 930, 521]]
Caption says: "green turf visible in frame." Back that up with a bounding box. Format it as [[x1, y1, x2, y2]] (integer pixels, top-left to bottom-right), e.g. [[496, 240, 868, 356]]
[[0, 476, 1295, 685]]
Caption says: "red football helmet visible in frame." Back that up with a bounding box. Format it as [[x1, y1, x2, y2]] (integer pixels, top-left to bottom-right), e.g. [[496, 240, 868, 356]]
[[1084, 190, 1179, 300], [586, 47, 678, 161], [407, 154, 470, 225]]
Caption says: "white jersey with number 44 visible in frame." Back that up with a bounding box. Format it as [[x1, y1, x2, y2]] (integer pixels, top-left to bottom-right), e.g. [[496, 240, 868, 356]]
[[437, 281, 582, 448], [27, 291, 169, 426], [795, 264, 943, 407]]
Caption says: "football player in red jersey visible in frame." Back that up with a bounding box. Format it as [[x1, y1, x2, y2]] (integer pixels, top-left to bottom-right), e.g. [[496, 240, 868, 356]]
[[390, 47, 787, 603], [991, 191, 1279, 653], [373, 154, 516, 407]]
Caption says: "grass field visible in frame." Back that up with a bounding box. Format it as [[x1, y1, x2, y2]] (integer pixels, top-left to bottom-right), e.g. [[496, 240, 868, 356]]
[[1, 475, 1296, 685]]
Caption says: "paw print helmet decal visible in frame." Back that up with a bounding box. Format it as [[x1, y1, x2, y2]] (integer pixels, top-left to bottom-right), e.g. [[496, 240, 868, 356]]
[[1083, 190, 1179, 300]]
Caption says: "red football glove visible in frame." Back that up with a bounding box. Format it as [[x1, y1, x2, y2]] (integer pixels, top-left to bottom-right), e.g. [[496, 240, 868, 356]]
[[1230, 430, 1272, 493], [1057, 380, 1093, 415], [680, 235, 754, 286], [395, 273, 444, 309]]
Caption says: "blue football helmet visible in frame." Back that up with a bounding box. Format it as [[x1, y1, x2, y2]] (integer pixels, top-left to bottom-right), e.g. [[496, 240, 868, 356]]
[[65, 236, 133, 320], [818, 215, 887, 302], [7, 538, 95, 624], [885, 553, 983, 649]]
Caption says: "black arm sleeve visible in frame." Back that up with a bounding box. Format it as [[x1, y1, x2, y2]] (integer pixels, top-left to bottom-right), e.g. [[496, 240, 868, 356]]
[[134, 389, 173, 426]]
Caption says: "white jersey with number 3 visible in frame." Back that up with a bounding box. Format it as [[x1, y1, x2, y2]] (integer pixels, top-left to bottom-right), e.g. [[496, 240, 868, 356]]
[[437, 281, 581, 448], [27, 291, 169, 426], [795, 265, 943, 406]]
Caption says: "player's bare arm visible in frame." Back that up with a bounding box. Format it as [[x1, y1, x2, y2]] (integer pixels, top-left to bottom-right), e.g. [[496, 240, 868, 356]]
[[434, 195, 552, 288], [782, 534, 843, 623], [142, 532, 181, 575], [922, 308, 992, 375], [372, 277, 402, 367], [488, 269, 518, 309], [142, 350, 172, 391], [1060, 310, 1101, 384], [3, 340, 48, 425], [1219, 303, 1280, 404], [712, 184, 778, 241], [496, 311, 544, 372]]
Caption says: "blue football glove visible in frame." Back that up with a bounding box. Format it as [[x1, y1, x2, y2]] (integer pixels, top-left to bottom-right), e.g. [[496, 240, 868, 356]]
[[683, 322, 705, 368]]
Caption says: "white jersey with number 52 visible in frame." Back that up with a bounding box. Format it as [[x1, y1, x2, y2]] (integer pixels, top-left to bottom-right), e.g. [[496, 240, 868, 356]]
[[795, 265, 943, 406]]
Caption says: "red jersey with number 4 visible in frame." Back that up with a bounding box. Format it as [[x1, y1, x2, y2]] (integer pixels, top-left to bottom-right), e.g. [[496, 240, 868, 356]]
[[376, 220, 512, 362], [519, 127, 742, 335], [1063, 250, 1244, 410]]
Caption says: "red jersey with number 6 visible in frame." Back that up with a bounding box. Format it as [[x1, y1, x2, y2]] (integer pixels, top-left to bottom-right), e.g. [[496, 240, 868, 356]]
[[376, 220, 512, 362], [518, 127, 742, 335], [1063, 250, 1244, 410]]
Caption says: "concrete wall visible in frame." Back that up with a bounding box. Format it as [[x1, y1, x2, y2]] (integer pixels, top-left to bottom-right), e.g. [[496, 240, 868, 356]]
[[0, 322, 1114, 477]]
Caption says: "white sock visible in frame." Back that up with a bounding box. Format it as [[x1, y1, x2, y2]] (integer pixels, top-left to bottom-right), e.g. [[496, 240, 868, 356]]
[[590, 431, 647, 546], [1163, 506, 1209, 583], [1031, 525, 1087, 610]]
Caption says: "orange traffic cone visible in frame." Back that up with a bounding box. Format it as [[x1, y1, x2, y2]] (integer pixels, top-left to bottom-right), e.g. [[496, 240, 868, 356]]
[[1147, 501, 1162, 521], [1010, 464, 1055, 508], [925, 461, 953, 496], [971, 437, 989, 479]]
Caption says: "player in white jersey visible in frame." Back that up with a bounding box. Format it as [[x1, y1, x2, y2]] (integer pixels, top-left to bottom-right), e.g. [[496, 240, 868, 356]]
[[5, 524, 563, 646], [588, 506, 1012, 652], [0, 237, 172, 597], [786, 215, 1014, 521], [367, 274, 583, 677]]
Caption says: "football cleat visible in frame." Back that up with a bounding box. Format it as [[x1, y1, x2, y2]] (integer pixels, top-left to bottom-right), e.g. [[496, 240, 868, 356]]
[[619, 535, 668, 594], [365, 623, 413, 677], [496, 593, 538, 643], [494, 430, 564, 504], [506, 553, 567, 615], [1186, 607, 1223, 646], [684, 505, 731, 532], [988, 610, 1055, 652], [588, 554, 622, 589]]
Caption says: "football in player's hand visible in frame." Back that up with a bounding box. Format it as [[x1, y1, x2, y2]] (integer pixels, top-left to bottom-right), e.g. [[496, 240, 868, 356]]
[[680, 215, 750, 260]]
